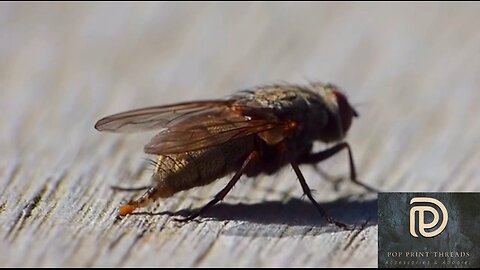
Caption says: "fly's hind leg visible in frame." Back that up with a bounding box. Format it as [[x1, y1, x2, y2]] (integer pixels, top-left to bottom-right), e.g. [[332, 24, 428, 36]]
[[175, 151, 257, 223], [111, 185, 151, 192]]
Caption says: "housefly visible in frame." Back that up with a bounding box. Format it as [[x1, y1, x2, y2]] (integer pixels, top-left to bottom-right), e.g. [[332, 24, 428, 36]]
[[95, 82, 374, 228]]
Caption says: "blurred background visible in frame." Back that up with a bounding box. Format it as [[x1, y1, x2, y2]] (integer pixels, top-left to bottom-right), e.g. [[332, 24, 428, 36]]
[[0, 2, 479, 267]]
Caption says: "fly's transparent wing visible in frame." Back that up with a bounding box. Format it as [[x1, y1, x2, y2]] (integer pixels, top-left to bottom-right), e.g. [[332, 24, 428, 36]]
[[95, 99, 289, 155], [94, 100, 231, 133], [143, 107, 284, 155]]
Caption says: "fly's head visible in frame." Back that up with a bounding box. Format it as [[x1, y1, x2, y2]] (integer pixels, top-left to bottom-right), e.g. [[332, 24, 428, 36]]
[[312, 83, 359, 142], [331, 88, 359, 136]]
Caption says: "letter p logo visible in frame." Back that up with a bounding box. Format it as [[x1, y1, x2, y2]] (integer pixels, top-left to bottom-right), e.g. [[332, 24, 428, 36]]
[[410, 197, 448, 238]]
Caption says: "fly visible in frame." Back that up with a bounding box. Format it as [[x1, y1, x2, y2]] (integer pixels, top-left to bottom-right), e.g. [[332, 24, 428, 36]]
[[95, 82, 375, 228]]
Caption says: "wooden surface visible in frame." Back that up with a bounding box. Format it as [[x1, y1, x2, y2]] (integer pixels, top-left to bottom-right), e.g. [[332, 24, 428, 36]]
[[1, 2, 480, 267]]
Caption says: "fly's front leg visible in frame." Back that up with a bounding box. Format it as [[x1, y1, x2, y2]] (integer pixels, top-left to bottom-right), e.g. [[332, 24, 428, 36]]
[[297, 142, 378, 192]]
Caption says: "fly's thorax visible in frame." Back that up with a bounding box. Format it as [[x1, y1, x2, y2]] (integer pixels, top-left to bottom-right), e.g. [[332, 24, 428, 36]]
[[151, 137, 254, 193], [231, 82, 357, 144]]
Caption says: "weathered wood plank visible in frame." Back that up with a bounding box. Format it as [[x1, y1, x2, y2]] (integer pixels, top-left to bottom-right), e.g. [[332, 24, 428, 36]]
[[1, 2, 479, 267]]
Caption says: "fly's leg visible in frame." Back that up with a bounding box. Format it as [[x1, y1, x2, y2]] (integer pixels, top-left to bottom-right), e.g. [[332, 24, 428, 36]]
[[297, 142, 378, 192], [111, 185, 151, 192], [175, 151, 257, 223], [291, 163, 349, 229]]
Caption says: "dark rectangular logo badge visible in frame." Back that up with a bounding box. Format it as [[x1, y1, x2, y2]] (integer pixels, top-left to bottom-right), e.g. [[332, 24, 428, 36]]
[[378, 193, 480, 268]]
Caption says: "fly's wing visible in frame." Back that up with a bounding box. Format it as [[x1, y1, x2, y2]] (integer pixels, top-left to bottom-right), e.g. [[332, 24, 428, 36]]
[[94, 100, 230, 133], [95, 99, 288, 155], [143, 106, 284, 155]]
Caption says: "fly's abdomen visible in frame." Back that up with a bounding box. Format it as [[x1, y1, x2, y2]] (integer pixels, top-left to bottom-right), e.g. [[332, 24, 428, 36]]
[[152, 137, 254, 194]]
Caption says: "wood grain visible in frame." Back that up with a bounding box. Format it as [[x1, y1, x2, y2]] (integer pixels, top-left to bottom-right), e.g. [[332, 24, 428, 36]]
[[1, 2, 479, 267]]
